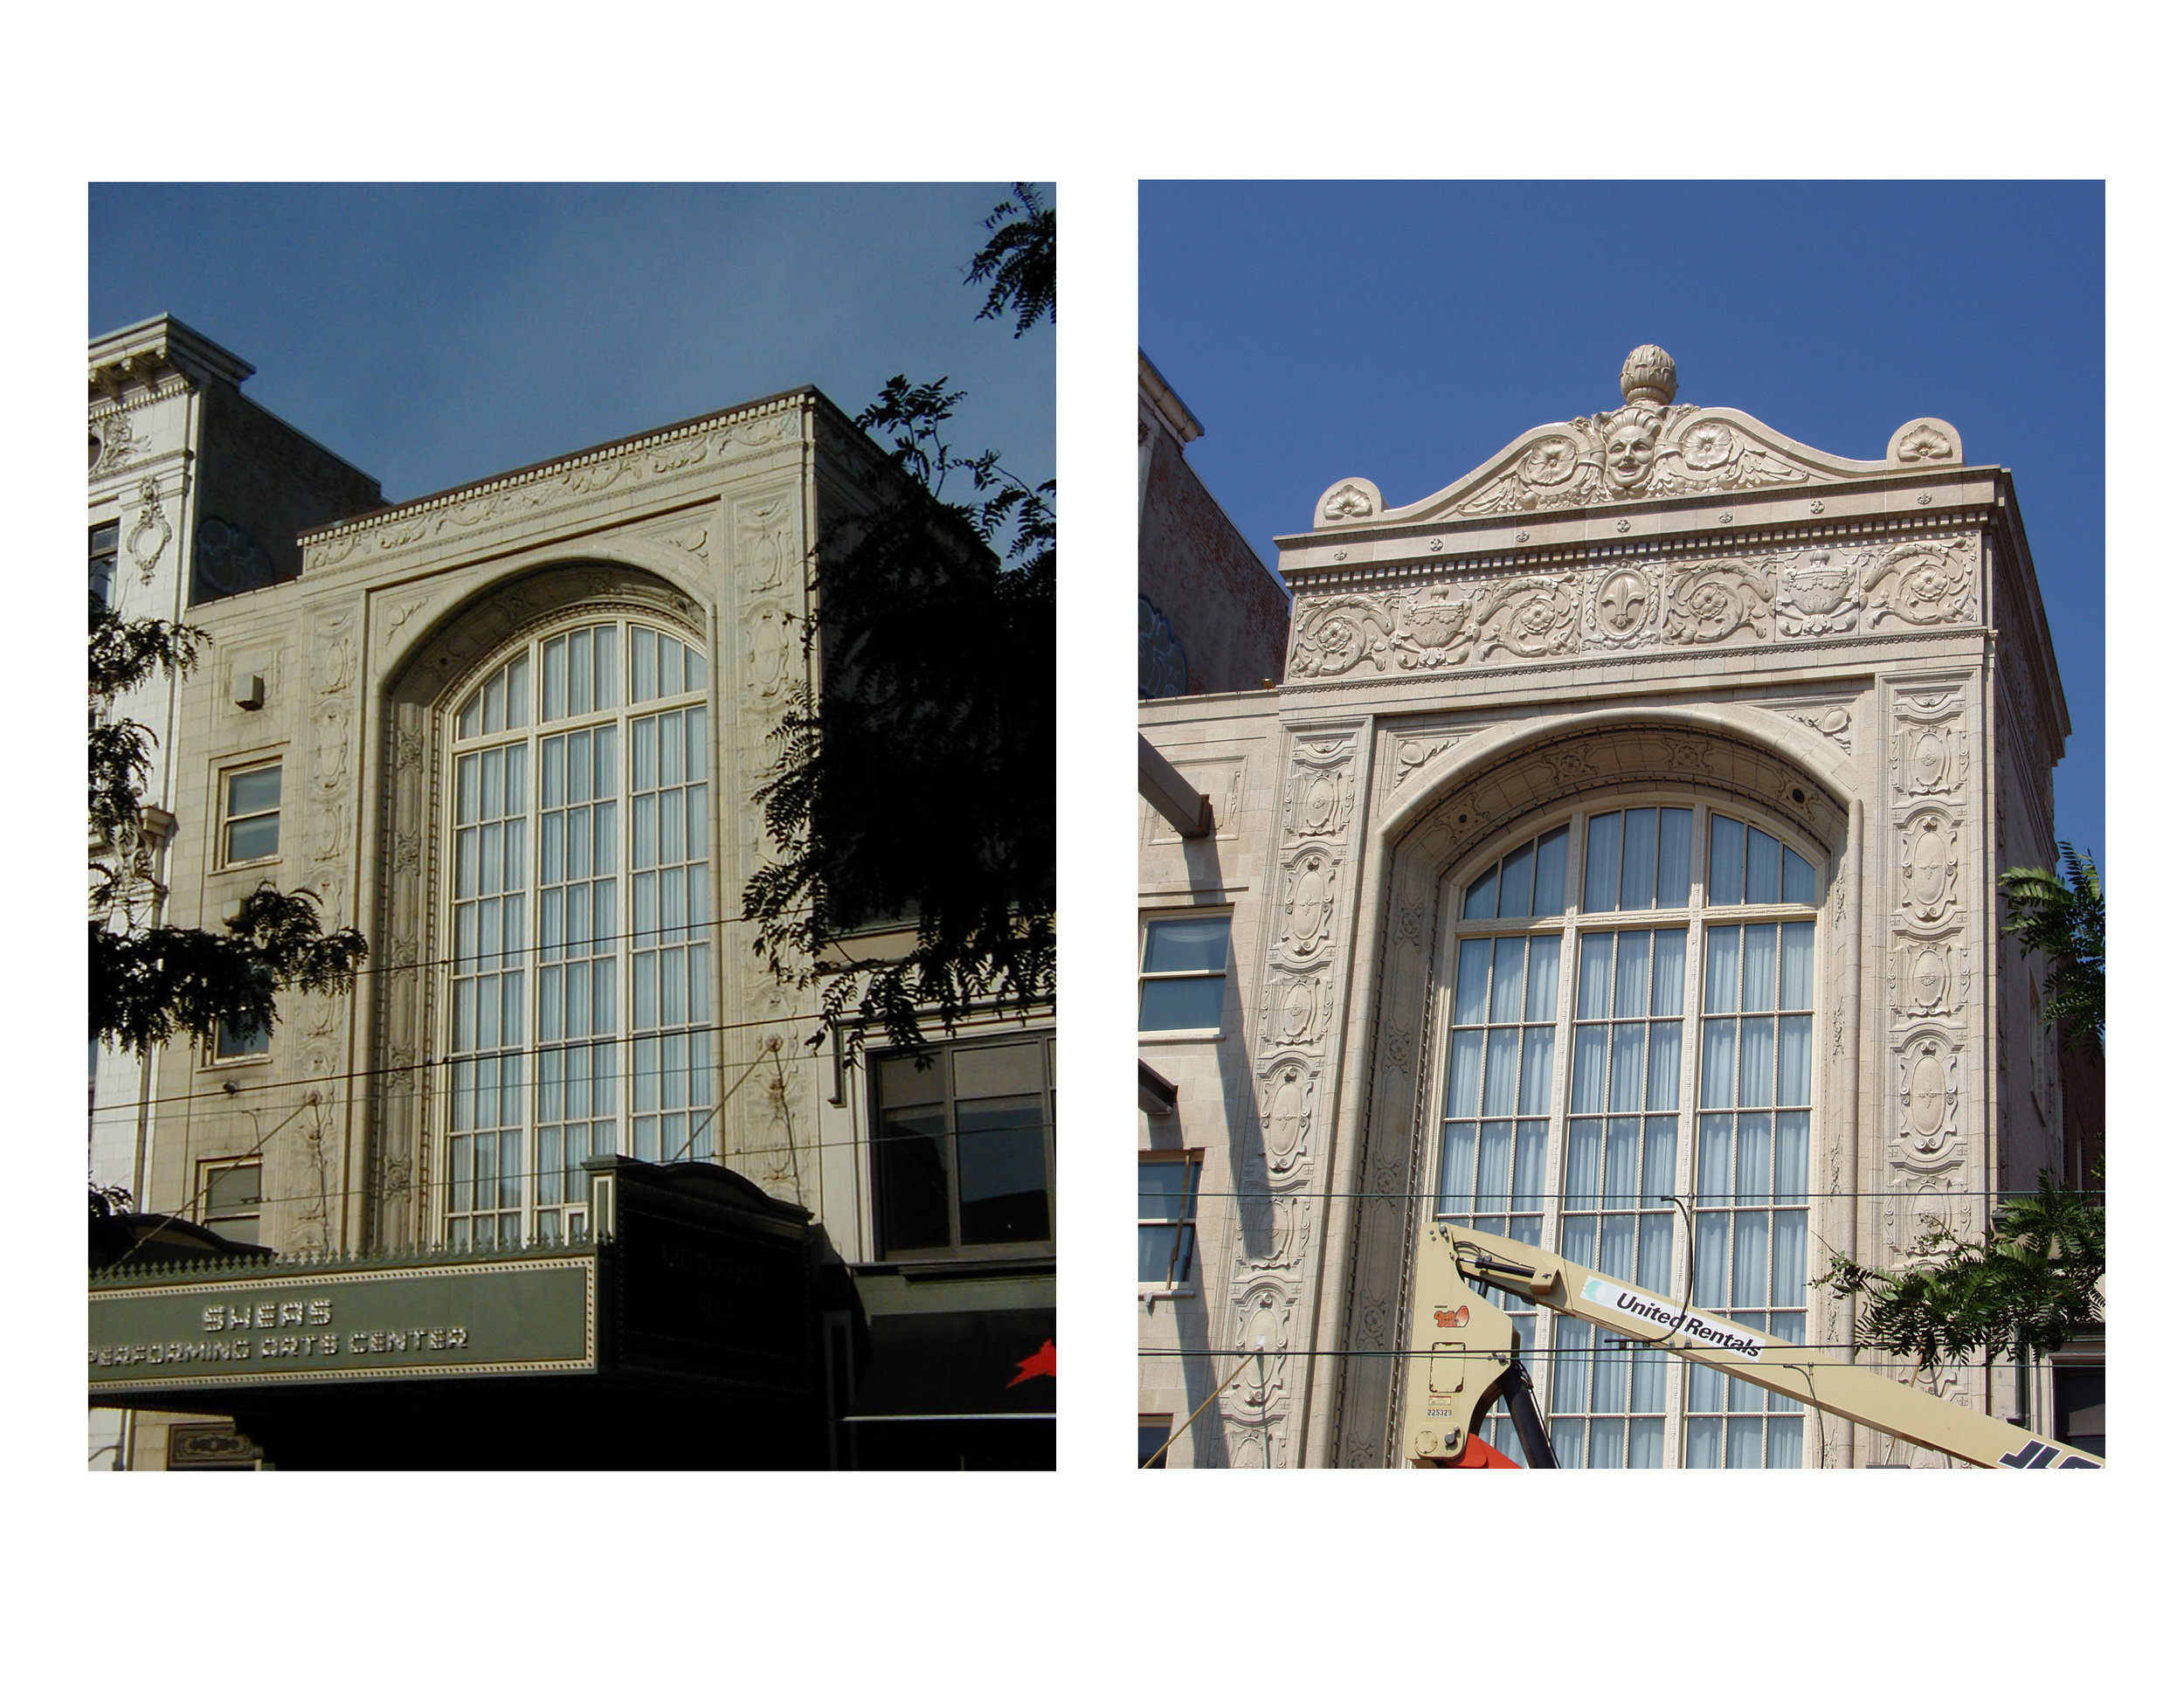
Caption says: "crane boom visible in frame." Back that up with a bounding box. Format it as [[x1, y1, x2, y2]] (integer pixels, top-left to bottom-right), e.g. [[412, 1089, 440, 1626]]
[[1400, 1221, 2102, 1470]]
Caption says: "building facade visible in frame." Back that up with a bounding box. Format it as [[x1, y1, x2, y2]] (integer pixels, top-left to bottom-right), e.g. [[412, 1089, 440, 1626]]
[[90, 324, 1054, 1469], [1138, 353, 1289, 699], [1138, 345, 2078, 1469]]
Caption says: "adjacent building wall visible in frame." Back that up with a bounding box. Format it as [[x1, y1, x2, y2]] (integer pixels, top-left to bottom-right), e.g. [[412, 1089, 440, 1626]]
[[1138, 354, 1289, 698]]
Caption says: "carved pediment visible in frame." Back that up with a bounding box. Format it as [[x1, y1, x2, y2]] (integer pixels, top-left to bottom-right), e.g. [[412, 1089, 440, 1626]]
[[1312, 345, 1962, 529]]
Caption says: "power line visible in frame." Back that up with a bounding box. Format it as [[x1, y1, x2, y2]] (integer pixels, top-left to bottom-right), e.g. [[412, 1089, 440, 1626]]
[[86, 998, 1054, 1119]]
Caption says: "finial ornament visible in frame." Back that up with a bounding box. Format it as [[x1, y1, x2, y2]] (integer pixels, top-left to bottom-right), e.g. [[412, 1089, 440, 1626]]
[[1620, 344, 1677, 407]]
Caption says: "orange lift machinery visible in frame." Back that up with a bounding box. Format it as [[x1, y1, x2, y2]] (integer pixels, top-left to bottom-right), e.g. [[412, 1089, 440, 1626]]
[[1400, 1221, 2102, 1470]]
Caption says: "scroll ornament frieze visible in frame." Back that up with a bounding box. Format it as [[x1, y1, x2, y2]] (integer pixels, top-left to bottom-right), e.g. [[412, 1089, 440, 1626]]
[[1779, 703, 1854, 754], [128, 478, 172, 582], [1475, 574, 1582, 661], [1288, 534, 1973, 682], [1258, 1061, 1317, 1176], [1895, 717, 1968, 799], [1262, 966, 1333, 1048], [1892, 1032, 1963, 1166], [1889, 939, 1971, 1020], [1279, 847, 1339, 960], [1234, 1181, 1310, 1274], [1663, 557, 1775, 646], [1897, 809, 1963, 926], [1776, 551, 1862, 638], [1229, 1283, 1296, 1414], [1863, 539, 1977, 630]]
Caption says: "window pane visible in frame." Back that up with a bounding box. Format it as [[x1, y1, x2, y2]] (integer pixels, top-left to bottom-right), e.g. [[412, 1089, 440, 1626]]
[[1656, 809, 1692, 909], [1738, 1018, 1775, 1108], [1518, 1027, 1555, 1116], [1489, 938, 1526, 1022], [1563, 1120, 1599, 1210], [1610, 931, 1648, 1020], [1603, 1119, 1640, 1202], [1524, 936, 1560, 1021], [956, 1041, 1045, 1097], [1736, 1115, 1773, 1201], [1695, 1211, 1730, 1304], [1514, 1122, 1546, 1209], [1463, 865, 1498, 922], [1444, 1029, 1483, 1119], [1139, 976, 1225, 1032], [1746, 828, 1780, 903], [1636, 1213, 1673, 1293], [1725, 1417, 1765, 1469], [1454, 939, 1491, 1025], [543, 637, 566, 720], [1688, 1360, 1722, 1415], [1143, 917, 1228, 973], [1697, 1115, 1733, 1204], [1766, 1417, 1803, 1470], [1496, 841, 1534, 920], [1774, 1112, 1810, 1201], [1686, 1416, 1723, 1470], [1710, 815, 1744, 905], [1777, 1016, 1812, 1105], [632, 626, 657, 702], [1641, 1119, 1676, 1200], [1138, 1160, 1190, 1220], [225, 813, 280, 861], [1609, 1022, 1644, 1112], [1561, 1215, 1596, 1268], [1576, 933, 1613, 1020], [1589, 1420, 1627, 1471], [957, 1096, 1050, 1244], [1476, 1121, 1512, 1205], [1699, 1020, 1735, 1108], [1620, 808, 1656, 910], [1531, 827, 1568, 917], [1568, 1026, 1606, 1114], [507, 654, 529, 729], [1482, 1030, 1519, 1117], [1742, 924, 1779, 1012], [1584, 813, 1620, 912], [1772, 1209, 1807, 1308], [876, 1102, 950, 1252], [1645, 1021, 1681, 1110], [227, 766, 281, 815], [1780, 922, 1814, 1011], [1782, 847, 1816, 904], [569, 627, 592, 714], [1704, 926, 1741, 1013], [1439, 1121, 1476, 1213], [1650, 927, 1686, 1017]]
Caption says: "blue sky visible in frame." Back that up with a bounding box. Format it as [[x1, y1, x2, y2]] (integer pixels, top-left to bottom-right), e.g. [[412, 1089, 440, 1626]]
[[91, 183, 1054, 508], [1140, 180, 2105, 868]]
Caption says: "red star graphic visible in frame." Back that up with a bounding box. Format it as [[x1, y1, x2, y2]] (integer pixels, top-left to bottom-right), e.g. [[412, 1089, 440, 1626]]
[[1006, 1339, 1057, 1387]]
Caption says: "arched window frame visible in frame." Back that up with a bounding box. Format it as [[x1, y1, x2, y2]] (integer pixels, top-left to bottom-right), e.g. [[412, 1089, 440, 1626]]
[[1420, 783, 1832, 1470], [427, 607, 721, 1250]]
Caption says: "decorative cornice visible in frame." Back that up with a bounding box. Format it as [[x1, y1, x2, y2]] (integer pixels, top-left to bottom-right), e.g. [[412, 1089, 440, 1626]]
[[1287, 508, 1987, 596], [1304, 345, 1965, 538], [301, 391, 812, 571]]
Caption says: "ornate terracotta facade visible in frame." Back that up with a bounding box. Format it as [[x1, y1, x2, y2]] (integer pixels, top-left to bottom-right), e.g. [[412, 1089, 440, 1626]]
[[1139, 347, 2073, 1469]]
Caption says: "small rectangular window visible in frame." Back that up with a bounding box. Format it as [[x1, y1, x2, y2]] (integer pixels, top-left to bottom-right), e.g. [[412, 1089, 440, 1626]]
[[201, 1159, 262, 1248], [213, 1015, 271, 1062], [1139, 1155, 1201, 1289], [221, 762, 282, 866], [90, 522, 119, 607], [1139, 914, 1230, 1032], [872, 1032, 1054, 1259], [1138, 1415, 1174, 1470]]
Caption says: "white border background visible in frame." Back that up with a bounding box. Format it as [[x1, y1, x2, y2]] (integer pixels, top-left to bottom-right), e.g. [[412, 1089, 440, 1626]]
[[11, 3, 2170, 1676]]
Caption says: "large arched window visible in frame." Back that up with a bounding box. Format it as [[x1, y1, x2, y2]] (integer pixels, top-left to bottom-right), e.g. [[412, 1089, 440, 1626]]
[[441, 617, 714, 1248], [1432, 798, 1821, 1468]]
